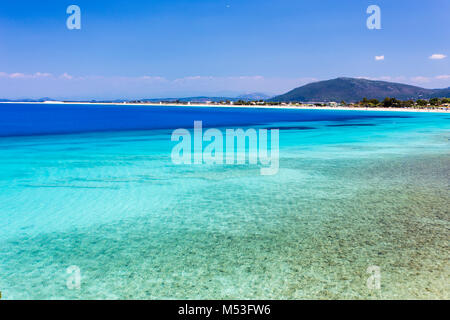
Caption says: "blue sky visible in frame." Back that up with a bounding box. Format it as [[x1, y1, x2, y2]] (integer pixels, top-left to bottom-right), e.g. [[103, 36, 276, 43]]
[[0, 0, 449, 99]]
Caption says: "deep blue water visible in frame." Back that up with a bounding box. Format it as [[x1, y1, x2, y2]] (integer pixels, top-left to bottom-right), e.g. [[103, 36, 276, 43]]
[[0, 103, 413, 137]]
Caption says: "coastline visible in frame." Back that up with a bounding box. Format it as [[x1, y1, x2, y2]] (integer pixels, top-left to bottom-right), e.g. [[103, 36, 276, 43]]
[[0, 101, 449, 113]]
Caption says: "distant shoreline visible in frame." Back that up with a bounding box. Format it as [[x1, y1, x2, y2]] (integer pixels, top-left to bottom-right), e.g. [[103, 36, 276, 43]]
[[1, 101, 449, 113]]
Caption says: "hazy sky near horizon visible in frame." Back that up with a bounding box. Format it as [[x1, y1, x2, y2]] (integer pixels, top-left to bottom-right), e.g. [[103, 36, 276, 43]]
[[0, 0, 449, 99]]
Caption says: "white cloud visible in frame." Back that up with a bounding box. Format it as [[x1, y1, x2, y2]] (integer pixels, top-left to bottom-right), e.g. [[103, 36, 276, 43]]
[[34, 72, 52, 78], [59, 73, 73, 80], [436, 75, 450, 80], [139, 76, 166, 82], [429, 54, 447, 60], [375, 55, 384, 61], [0, 72, 53, 79], [410, 76, 430, 83], [237, 75, 264, 80], [9, 73, 27, 78]]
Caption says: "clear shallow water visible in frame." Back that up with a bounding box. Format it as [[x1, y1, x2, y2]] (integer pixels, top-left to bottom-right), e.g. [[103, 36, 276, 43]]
[[0, 104, 449, 299]]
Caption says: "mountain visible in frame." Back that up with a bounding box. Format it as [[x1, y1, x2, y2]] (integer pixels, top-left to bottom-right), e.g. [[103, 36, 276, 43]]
[[0, 97, 56, 102], [237, 93, 272, 101], [430, 87, 450, 98], [140, 93, 271, 103], [140, 96, 235, 103], [270, 77, 450, 102]]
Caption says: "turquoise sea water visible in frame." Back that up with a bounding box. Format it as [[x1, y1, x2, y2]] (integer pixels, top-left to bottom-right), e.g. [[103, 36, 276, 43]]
[[0, 105, 448, 299]]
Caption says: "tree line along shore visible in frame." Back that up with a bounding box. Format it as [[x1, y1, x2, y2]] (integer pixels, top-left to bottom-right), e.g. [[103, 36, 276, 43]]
[[124, 97, 450, 110]]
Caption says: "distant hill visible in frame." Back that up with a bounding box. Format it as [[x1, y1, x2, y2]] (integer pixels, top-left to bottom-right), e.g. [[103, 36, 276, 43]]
[[140, 92, 271, 103], [430, 87, 450, 98], [237, 93, 272, 101], [0, 97, 56, 102], [270, 77, 450, 102], [141, 96, 234, 103]]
